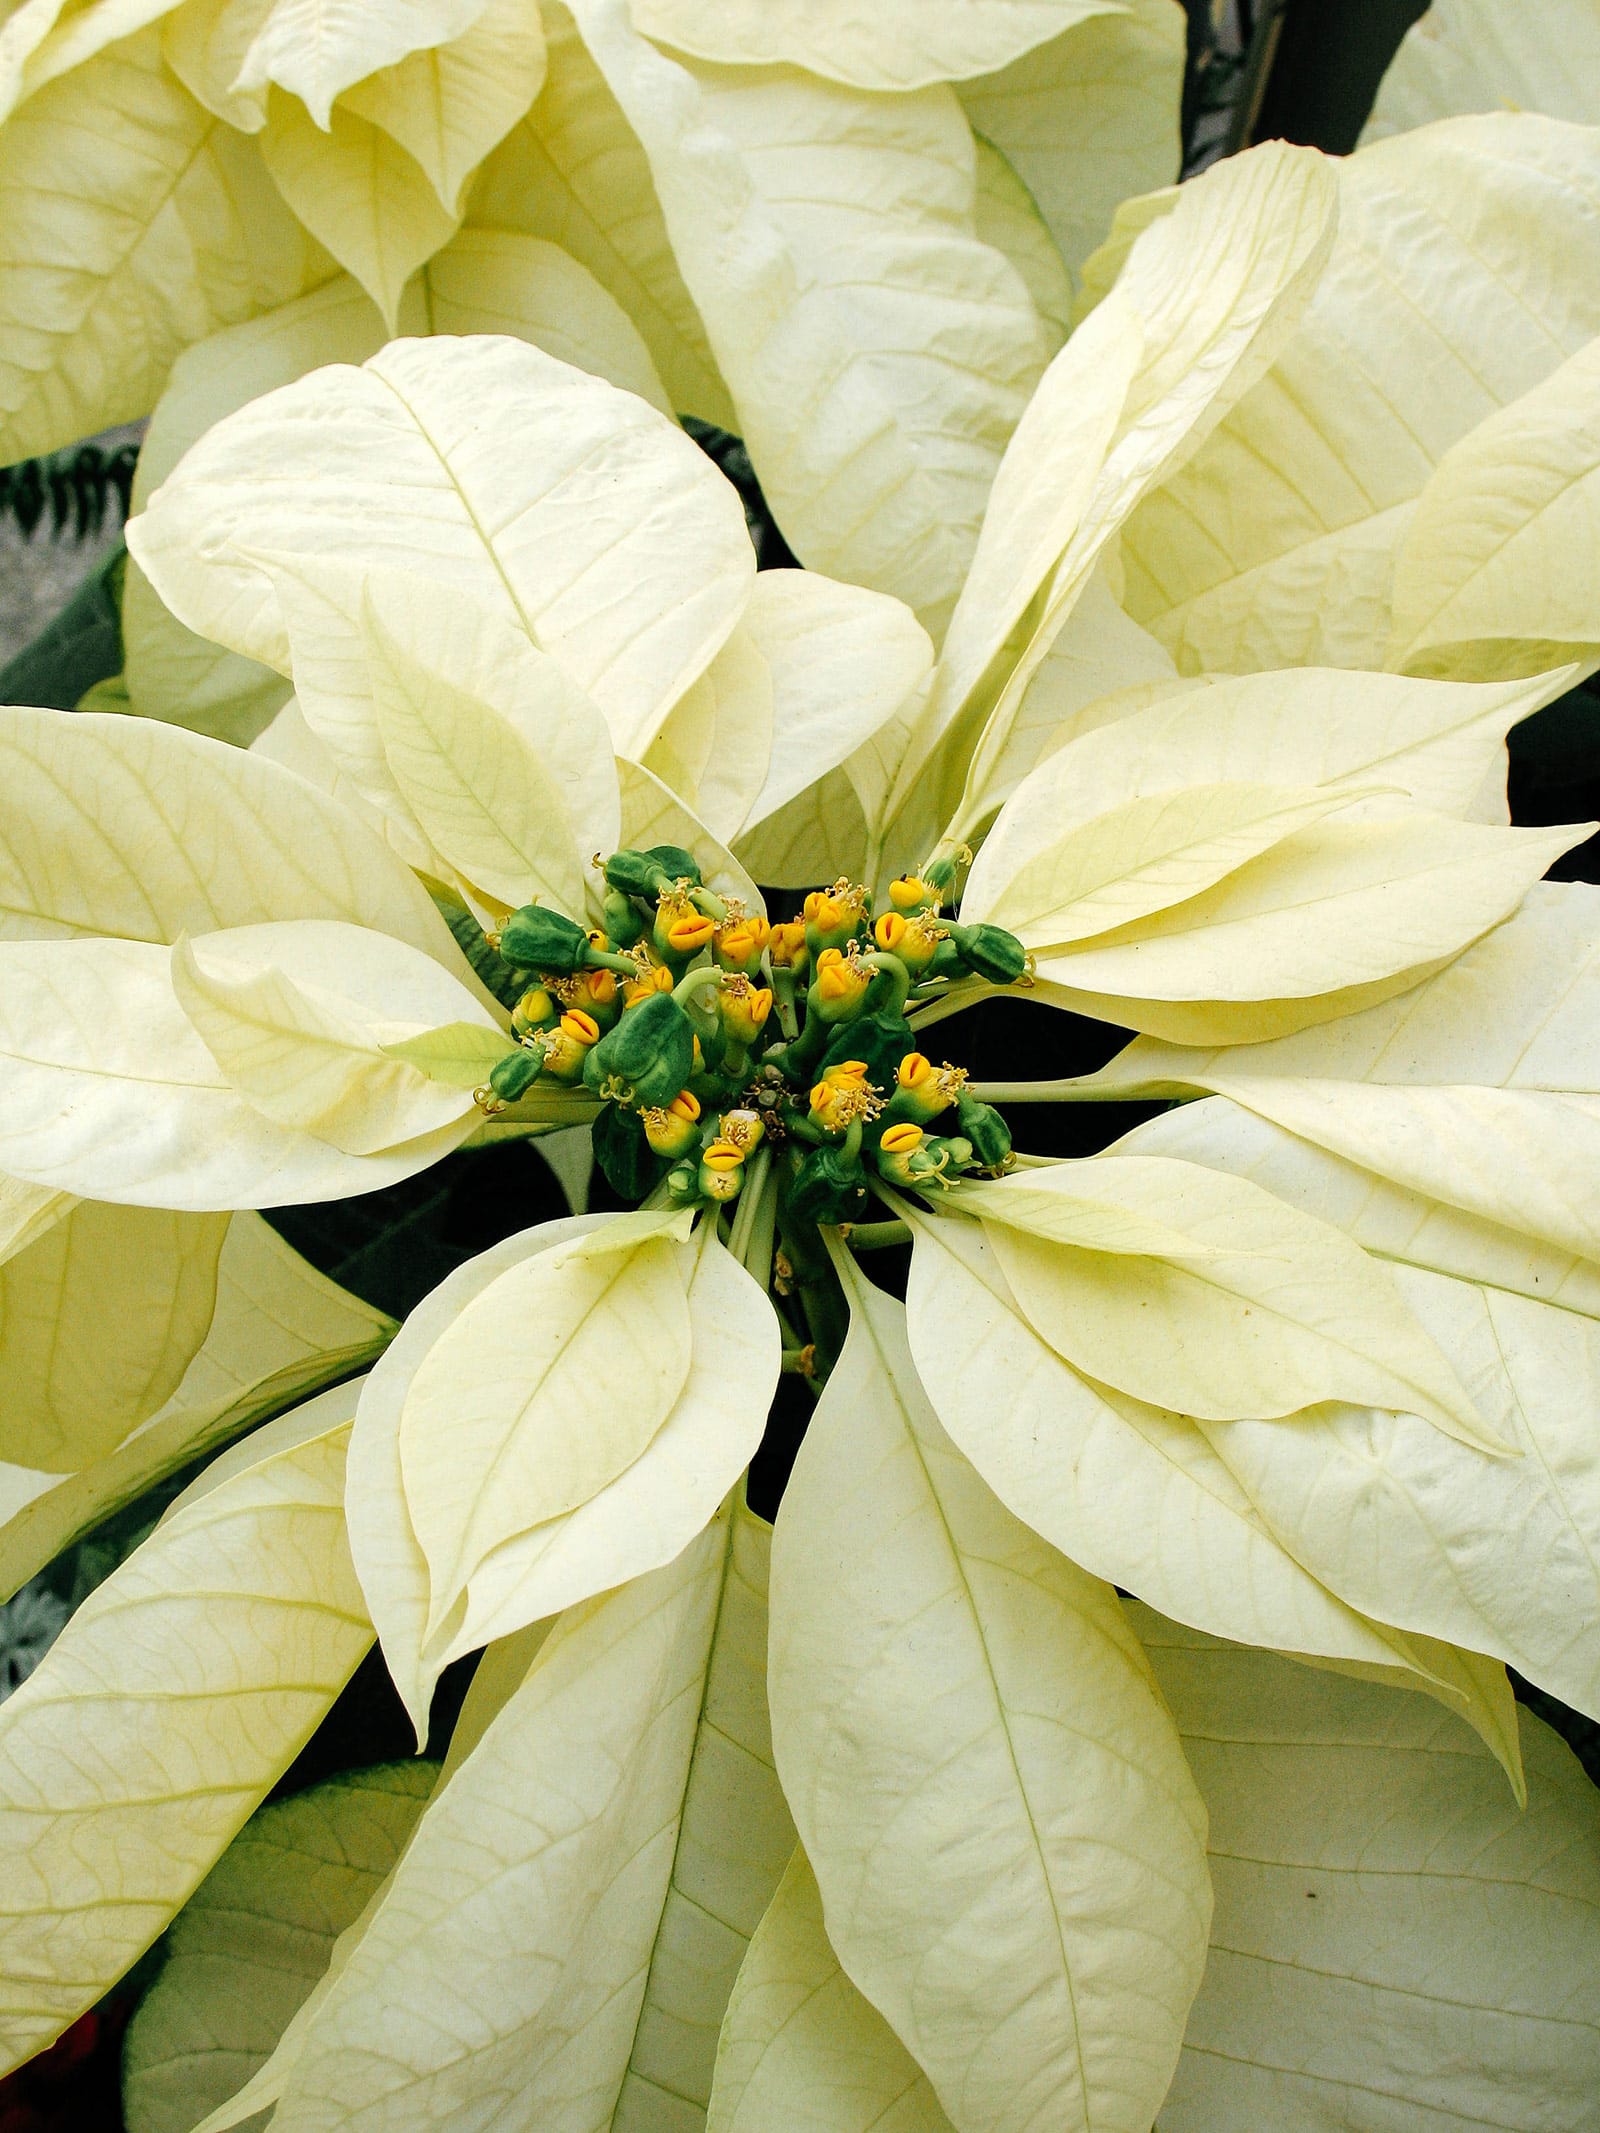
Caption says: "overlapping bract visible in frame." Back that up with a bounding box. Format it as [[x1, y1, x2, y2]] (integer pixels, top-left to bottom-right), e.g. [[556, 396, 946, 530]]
[[1, 58, 1600, 2133]]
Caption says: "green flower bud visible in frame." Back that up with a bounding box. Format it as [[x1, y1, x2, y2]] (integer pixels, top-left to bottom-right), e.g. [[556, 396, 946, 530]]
[[499, 905, 590, 974], [487, 1044, 545, 1103], [603, 844, 701, 900], [788, 1143, 871, 1225], [582, 991, 696, 1108], [593, 1102, 661, 1201], [945, 921, 1028, 986], [602, 888, 646, 950], [954, 1092, 1012, 1170], [818, 1010, 917, 1095]]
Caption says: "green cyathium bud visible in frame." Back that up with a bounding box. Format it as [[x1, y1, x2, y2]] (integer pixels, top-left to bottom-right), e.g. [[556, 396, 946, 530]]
[[789, 1143, 871, 1226], [583, 991, 696, 1108], [603, 844, 701, 900], [487, 1044, 545, 1103], [954, 1092, 1013, 1170], [944, 921, 1028, 986], [499, 905, 590, 974], [818, 1010, 916, 1094], [602, 888, 646, 950]]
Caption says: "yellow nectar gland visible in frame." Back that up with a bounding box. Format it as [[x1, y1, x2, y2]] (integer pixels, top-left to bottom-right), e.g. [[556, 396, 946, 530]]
[[873, 909, 943, 972], [896, 1052, 965, 1120], [664, 911, 718, 957], [643, 1089, 702, 1159], [767, 919, 808, 969], [888, 874, 938, 914], [622, 962, 675, 1009], [541, 1009, 601, 1082], [880, 1121, 925, 1156], [719, 1107, 766, 1153], [813, 946, 871, 1012], [810, 1076, 885, 1134], [715, 913, 770, 972]]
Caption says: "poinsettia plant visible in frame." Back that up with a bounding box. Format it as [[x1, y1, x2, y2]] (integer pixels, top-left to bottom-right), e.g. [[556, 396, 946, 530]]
[[4, 4, 1600, 2130]]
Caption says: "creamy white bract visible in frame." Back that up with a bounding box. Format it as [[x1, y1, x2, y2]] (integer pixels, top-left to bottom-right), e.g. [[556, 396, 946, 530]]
[[2, 47, 1600, 2133]]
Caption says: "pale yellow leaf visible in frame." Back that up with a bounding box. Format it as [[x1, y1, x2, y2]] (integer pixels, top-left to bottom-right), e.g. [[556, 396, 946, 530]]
[[232, 0, 495, 128], [129, 334, 755, 755], [1138, 1609, 1600, 2130], [1026, 813, 1584, 1040], [349, 1214, 776, 1730], [0, 1403, 371, 2077], [0, 1214, 390, 1603], [1390, 334, 1600, 678], [1122, 115, 1600, 674], [972, 134, 1072, 353], [260, 88, 459, 330], [421, 226, 671, 411], [629, 0, 1126, 90], [172, 918, 493, 1154], [467, 0, 732, 425], [360, 577, 609, 915], [121, 1762, 435, 2133], [1363, 0, 1600, 142], [708, 1849, 955, 2133], [266, 1508, 789, 2132], [571, 0, 1051, 633], [926, 138, 1337, 809], [1100, 1096, 1600, 1724], [768, 1254, 1211, 2133], [340, 0, 545, 215], [958, 0, 1184, 286], [964, 1153, 1498, 1446], [0, 1201, 228, 1471], [0, 936, 476, 1207], [398, 1225, 692, 1647], [1094, 883, 1600, 1264], [899, 1192, 1527, 1782], [0, 26, 328, 461], [0, 0, 181, 119], [0, 703, 460, 964]]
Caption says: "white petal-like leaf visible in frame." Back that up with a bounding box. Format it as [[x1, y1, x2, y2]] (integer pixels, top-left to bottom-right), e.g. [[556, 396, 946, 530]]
[[232, 0, 495, 129], [265, 1505, 792, 2132], [960, 1154, 1498, 1446], [902, 1206, 1520, 1710], [0, 1396, 372, 2076], [173, 918, 493, 1153], [1096, 882, 1600, 1262], [122, 1762, 436, 2133], [927, 137, 1337, 808], [468, 0, 732, 426], [709, 1848, 955, 2133], [422, 227, 671, 412], [0, 1200, 229, 1471], [0, 936, 475, 1208], [1138, 1608, 1600, 2130], [0, 704, 459, 964], [958, 0, 1184, 286], [1117, 1097, 1600, 1724], [0, 1216, 391, 1602], [259, 88, 460, 331], [348, 1214, 776, 1729], [768, 1252, 1211, 2133], [571, 0, 1051, 631], [1363, 0, 1600, 142], [1025, 812, 1585, 1043], [972, 135, 1072, 353], [129, 334, 755, 755], [1390, 334, 1600, 677], [339, 0, 546, 215], [0, 27, 326, 462], [1121, 116, 1600, 673], [629, 0, 1123, 90]]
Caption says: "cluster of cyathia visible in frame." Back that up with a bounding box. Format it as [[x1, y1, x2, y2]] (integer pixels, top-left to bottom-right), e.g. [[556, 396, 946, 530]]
[[475, 844, 1028, 1224]]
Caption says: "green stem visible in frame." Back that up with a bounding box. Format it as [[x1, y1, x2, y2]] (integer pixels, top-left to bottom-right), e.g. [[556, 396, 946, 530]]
[[964, 1075, 1141, 1103], [839, 1219, 910, 1250], [906, 976, 991, 1031], [673, 962, 725, 1042], [769, 962, 800, 1041], [585, 948, 647, 978], [858, 951, 912, 1019]]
